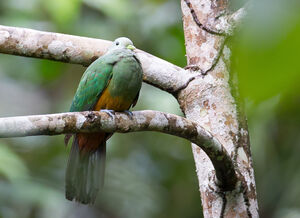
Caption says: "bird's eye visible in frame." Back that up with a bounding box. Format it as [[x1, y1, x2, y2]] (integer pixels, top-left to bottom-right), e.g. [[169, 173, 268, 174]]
[[116, 41, 119, 46]]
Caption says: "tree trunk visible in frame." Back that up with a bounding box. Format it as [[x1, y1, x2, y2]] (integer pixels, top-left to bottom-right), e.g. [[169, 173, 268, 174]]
[[179, 0, 259, 217]]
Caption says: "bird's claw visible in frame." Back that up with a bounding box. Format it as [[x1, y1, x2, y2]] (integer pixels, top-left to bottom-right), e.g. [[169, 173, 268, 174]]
[[100, 109, 115, 118], [124, 110, 133, 119]]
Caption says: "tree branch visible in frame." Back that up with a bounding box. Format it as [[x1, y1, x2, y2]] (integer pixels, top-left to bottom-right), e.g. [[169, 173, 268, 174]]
[[0, 110, 237, 191], [0, 25, 195, 93]]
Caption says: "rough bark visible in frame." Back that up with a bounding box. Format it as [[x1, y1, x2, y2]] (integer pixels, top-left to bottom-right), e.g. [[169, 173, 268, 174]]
[[0, 110, 236, 189], [180, 0, 258, 217]]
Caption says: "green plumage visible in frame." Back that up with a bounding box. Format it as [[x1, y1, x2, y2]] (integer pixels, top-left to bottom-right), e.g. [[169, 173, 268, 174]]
[[65, 37, 143, 204], [69, 47, 143, 112], [69, 57, 113, 112]]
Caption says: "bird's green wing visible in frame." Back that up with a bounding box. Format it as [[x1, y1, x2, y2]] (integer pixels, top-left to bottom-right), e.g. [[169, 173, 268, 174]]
[[69, 58, 113, 112]]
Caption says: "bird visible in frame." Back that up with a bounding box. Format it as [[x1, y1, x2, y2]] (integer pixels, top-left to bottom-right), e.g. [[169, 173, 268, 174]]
[[65, 37, 143, 204]]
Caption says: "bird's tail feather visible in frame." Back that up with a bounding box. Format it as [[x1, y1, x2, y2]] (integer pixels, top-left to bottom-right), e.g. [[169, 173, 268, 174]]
[[65, 134, 106, 204]]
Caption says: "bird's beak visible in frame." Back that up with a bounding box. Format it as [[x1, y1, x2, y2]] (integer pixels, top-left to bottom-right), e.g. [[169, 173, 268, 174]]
[[126, 44, 136, 50]]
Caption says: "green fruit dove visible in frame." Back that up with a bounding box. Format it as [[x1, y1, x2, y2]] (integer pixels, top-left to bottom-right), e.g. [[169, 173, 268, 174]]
[[65, 37, 143, 204]]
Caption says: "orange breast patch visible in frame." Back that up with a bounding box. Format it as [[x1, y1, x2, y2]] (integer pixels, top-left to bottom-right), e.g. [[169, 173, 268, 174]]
[[94, 86, 132, 111]]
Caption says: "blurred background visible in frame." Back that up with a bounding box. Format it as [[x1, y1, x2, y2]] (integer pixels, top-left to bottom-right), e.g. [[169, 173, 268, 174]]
[[0, 0, 299, 217]]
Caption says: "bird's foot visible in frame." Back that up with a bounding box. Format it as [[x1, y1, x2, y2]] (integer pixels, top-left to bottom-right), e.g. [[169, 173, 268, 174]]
[[100, 109, 115, 118], [124, 110, 133, 119]]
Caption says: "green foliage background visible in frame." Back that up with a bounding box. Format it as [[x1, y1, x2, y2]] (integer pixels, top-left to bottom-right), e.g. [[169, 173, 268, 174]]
[[0, 0, 299, 217]]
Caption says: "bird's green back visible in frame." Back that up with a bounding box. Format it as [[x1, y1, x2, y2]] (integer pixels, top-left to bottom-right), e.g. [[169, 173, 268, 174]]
[[69, 57, 113, 112], [69, 48, 139, 112]]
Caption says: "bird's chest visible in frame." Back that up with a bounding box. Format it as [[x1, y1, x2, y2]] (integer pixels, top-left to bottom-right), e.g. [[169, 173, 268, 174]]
[[108, 59, 142, 97], [94, 56, 142, 111]]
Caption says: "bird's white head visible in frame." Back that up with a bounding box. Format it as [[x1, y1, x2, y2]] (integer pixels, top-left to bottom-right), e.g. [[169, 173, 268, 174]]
[[109, 37, 136, 51]]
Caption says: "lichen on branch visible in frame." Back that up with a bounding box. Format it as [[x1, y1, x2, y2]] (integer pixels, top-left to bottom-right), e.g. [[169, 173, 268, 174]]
[[0, 110, 237, 191], [0, 25, 195, 94]]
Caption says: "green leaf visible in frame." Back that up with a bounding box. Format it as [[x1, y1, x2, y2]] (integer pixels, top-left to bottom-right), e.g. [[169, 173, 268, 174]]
[[0, 143, 29, 181], [231, 0, 300, 104], [41, 0, 80, 25], [83, 0, 133, 20]]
